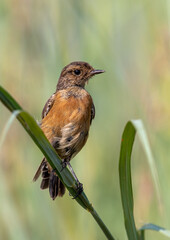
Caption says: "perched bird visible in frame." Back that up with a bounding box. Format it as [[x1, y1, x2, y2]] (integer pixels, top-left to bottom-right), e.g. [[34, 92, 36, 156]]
[[33, 61, 104, 200]]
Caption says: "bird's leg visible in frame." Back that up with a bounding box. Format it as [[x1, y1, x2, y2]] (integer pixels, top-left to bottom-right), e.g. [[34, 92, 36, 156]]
[[60, 159, 83, 198], [67, 162, 83, 198], [67, 162, 78, 182]]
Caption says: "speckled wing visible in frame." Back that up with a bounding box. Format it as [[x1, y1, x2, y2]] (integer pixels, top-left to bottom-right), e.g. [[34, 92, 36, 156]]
[[42, 93, 56, 119]]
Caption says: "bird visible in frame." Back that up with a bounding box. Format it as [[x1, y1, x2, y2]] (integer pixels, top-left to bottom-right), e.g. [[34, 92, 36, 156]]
[[33, 61, 104, 200]]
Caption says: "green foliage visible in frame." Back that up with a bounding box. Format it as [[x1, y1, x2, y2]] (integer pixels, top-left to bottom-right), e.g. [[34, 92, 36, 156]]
[[119, 121, 170, 239], [119, 121, 139, 239], [1, 86, 170, 240], [0, 1, 169, 239]]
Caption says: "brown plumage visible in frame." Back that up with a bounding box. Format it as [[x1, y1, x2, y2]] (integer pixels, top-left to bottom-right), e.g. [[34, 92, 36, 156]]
[[33, 61, 104, 200]]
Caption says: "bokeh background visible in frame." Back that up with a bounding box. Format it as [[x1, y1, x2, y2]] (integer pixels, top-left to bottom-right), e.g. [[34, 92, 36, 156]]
[[0, 0, 170, 239]]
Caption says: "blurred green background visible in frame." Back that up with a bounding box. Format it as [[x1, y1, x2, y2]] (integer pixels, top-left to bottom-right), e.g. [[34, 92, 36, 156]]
[[0, 0, 170, 239]]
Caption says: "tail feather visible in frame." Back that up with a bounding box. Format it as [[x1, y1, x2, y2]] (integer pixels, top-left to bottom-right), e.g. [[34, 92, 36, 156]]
[[40, 178, 49, 189], [33, 159, 65, 199], [58, 178, 66, 197], [49, 172, 59, 200]]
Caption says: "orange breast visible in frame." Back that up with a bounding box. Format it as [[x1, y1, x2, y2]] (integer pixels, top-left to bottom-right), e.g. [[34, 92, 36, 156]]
[[41, 89, 93, 160]]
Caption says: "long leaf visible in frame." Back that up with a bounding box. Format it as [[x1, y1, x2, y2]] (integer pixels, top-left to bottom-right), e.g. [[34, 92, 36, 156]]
[[131, 120, 162, 210], [119, 121, 139, 240], [119, 120, 168, 240]]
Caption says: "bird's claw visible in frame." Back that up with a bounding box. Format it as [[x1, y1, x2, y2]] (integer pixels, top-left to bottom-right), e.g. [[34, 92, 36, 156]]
[[60, 161, 67, 172], [72, 182, 83, 199]]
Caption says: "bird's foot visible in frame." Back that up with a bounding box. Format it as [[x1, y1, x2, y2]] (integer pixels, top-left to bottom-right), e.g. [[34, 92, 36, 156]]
[[60, 161, 68, 172], [72, 182, 83, 199]]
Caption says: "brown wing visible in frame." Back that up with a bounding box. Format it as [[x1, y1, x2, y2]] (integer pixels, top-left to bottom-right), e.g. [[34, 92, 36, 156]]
[[90, 102, 95, 124], [42, 93, 55, 119]]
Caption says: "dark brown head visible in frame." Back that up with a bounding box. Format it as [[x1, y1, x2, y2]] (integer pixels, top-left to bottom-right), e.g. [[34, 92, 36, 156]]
[[56, 61, 104, 90]]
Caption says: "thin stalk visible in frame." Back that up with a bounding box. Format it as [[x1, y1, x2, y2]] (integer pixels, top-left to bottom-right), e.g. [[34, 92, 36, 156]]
[[90, 209, 115, 240]]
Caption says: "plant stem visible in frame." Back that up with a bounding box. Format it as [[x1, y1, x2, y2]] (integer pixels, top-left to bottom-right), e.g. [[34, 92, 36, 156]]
[[90, 208, 115, 240]]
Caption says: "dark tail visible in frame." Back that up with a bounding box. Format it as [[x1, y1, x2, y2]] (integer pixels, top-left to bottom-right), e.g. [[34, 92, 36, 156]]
[[33, 158, 65, 200]]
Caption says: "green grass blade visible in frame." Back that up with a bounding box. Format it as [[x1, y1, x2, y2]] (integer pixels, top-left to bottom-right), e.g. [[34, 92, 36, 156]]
[[119, 120, 166, 240], [0, 85, 22, 111], [119, 121, 139, 240], [0, 110, 22, 149], [131, 120, 162, 210], [0, 85, 115, 240], [139, 223, 170, 238]]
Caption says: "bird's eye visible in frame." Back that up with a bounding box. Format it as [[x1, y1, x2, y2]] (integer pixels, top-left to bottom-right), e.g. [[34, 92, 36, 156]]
[[74, 69, 81, 75]]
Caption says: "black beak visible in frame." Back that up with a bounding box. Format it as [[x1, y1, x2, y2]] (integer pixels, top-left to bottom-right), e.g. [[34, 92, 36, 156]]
[[91, 69, 105, 75]]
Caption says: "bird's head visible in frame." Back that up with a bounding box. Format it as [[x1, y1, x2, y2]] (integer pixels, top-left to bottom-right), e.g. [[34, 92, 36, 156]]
[[57, 61, 104, 90]]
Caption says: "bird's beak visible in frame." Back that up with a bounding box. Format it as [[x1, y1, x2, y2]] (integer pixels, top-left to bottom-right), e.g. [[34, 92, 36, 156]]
[[90, 69, 105, 75]]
